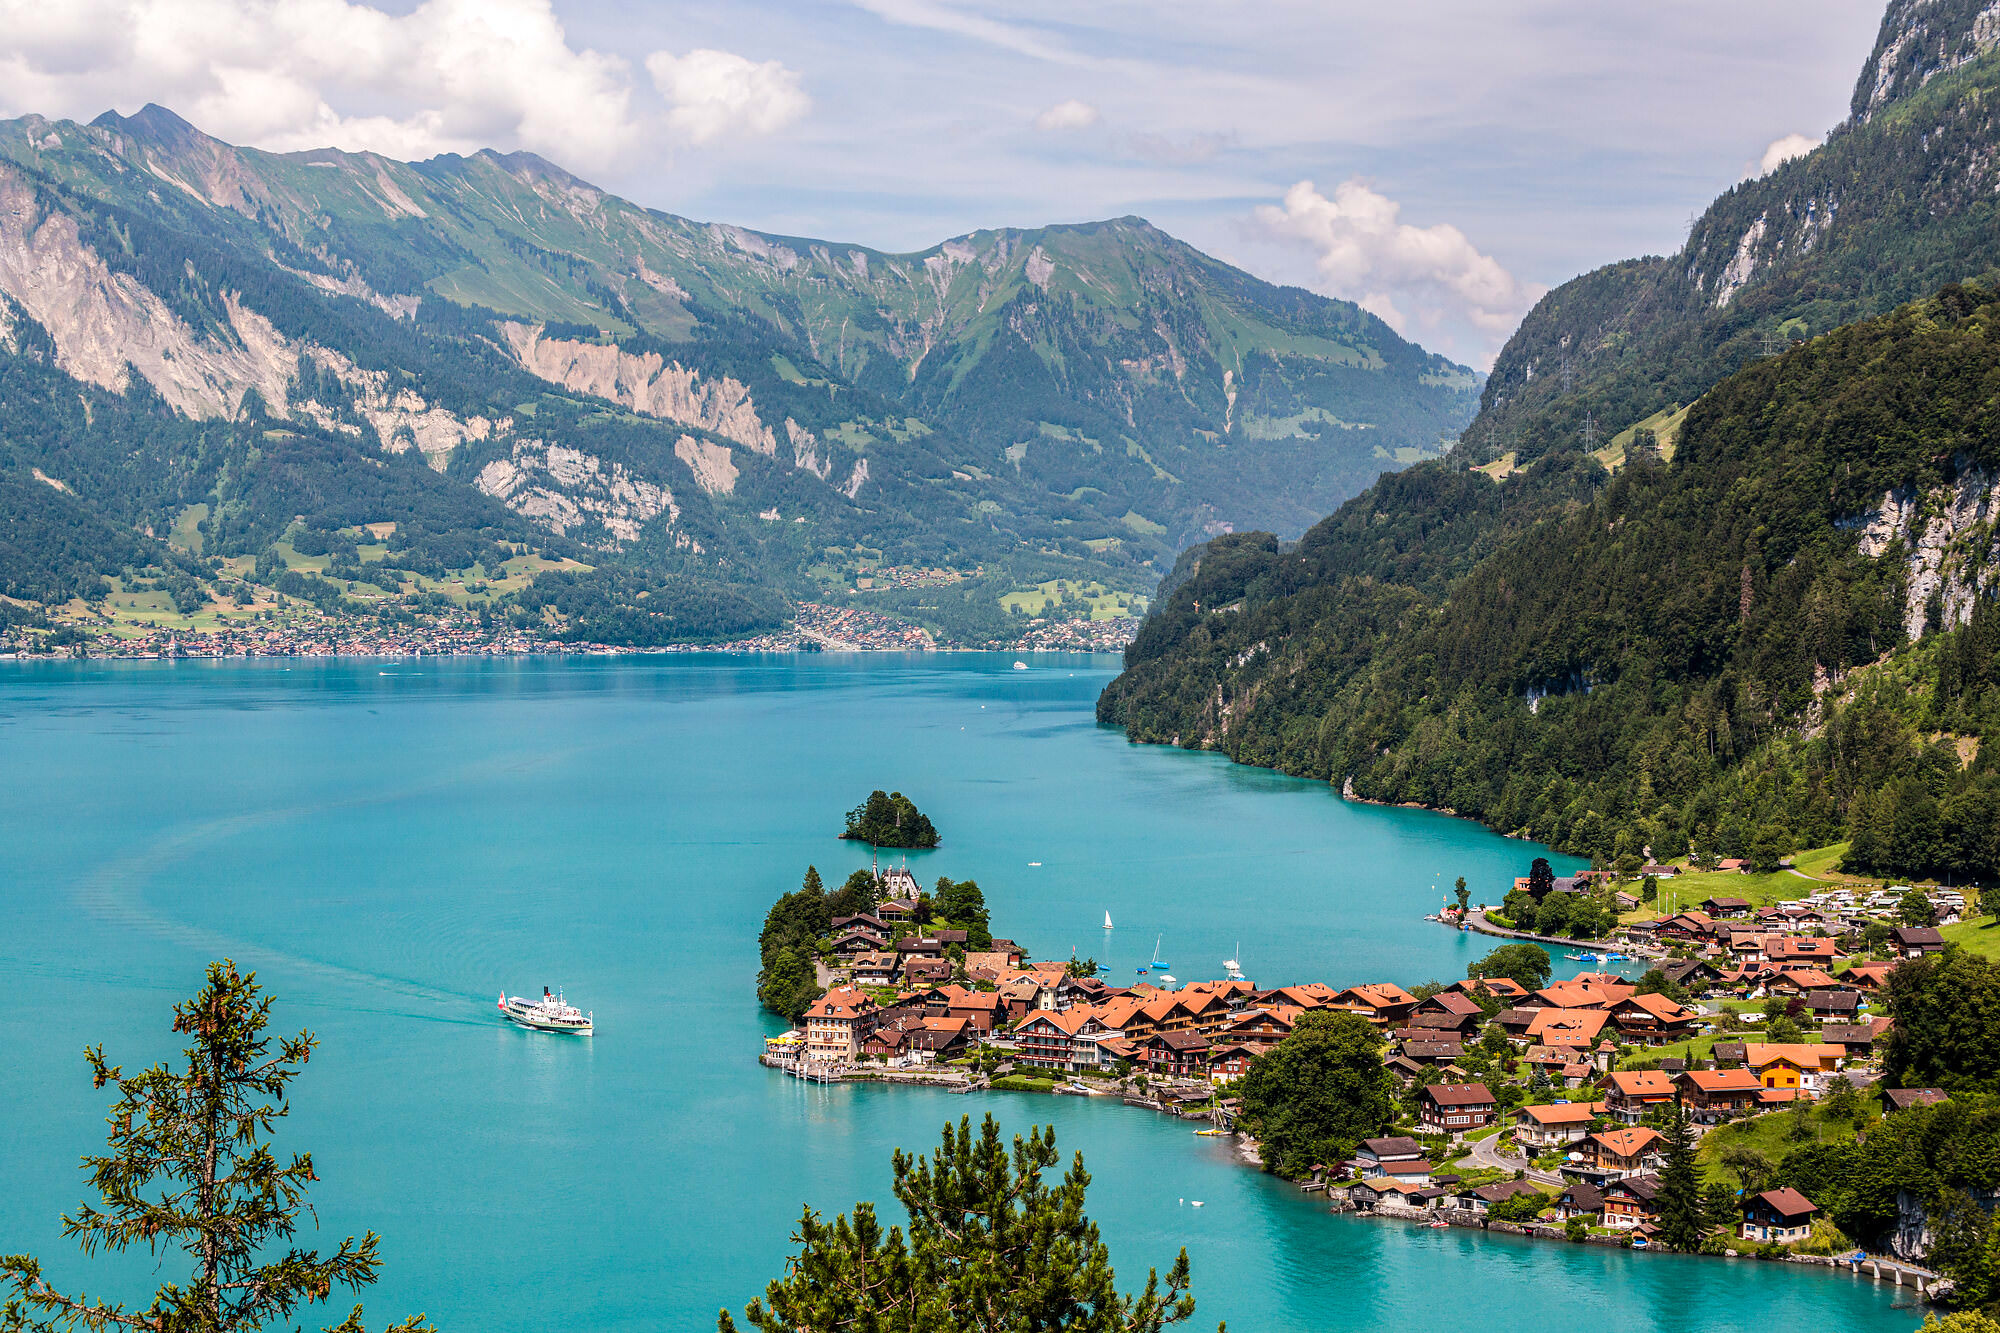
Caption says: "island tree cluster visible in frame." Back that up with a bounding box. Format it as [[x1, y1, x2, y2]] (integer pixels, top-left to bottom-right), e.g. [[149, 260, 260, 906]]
[[841, 790, 941, 849]]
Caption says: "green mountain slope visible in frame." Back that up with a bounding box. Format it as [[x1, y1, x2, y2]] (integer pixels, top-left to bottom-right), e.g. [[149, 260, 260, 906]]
[[0, 104, 1475, 648], [1100, 0, 2000, 881], [1102, 285, 2000, 881], [1473, 2, 2000, 470]]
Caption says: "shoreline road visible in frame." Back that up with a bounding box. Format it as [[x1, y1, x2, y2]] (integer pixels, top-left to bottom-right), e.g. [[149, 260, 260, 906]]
[[1462, 1128, 1566, 1187]]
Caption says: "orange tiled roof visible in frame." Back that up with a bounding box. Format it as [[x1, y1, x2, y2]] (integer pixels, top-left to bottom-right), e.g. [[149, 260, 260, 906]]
[[1591, 1126, 1663, 1157], [1617, 993, 1694, 1021], [1744, 1042, 1844, 1068], [1526, 1008, 1611, 1043], [1678, 1068, 1762, 1094], [805, 987, 878, 1020], [1519, 1102, 1600, 1125], [1603, 1069, 1675, 1098]]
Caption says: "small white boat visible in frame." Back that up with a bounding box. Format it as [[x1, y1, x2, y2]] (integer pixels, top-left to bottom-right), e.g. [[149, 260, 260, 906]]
[[1012, 660, 1028, 670], [1158, 974, 1178, 986], [1223, 943, 1243, 980], [1190, 1200, 1204, 1207], [498, 987, 593, 1035], [1104, 911, 1114, 930]]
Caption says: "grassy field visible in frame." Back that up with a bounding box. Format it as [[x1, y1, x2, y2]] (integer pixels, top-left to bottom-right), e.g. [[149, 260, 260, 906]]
[[1617, 1032, 1731, 1070], [999, 579, 1147, 620], [48, 534, 595, 641], [169, 503, 208, 554], [1619, 844, 1874, 925], [1943, 916, 2000, 959], [1697, 1105, 1869, 1188], [1593, 404, 1689, 474]]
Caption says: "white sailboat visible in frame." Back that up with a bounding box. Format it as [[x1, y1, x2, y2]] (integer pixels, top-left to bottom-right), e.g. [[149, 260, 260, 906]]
[[1103, 910, 1114, 930], [1223, 944, 1244, 981]]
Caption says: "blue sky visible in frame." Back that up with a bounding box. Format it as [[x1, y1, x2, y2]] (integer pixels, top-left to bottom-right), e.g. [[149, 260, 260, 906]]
[[0, 0, 1888, 366]]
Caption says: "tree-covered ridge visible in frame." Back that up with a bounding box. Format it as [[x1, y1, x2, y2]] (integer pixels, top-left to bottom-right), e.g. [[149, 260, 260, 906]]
[[1102, 284, 2000, 880], [1466, 40, 2000, 481], [842, 790, 940, 849]]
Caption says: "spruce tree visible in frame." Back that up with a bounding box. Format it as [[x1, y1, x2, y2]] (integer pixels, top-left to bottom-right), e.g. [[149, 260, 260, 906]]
[[0, 961, 429, 1333], [1656, 1099, 1707, 1251], [721, 1115, 1214, 1332]]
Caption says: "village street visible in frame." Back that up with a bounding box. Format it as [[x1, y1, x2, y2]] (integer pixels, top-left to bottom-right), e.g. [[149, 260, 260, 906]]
[[1461, 1129, 1564, 1187]]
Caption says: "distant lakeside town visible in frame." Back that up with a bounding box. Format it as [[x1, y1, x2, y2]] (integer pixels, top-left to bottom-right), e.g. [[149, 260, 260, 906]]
[[0, 601, 1140, 660], [754, 854, 1989, 1301]]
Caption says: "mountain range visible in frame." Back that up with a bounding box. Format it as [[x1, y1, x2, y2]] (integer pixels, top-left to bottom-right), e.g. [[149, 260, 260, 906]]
[[1099, 0, 2000, 884], [0, 105, 1475, 646]]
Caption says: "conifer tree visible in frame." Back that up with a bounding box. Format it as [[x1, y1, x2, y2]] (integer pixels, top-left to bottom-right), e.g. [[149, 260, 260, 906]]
[[1, 961, 429, 1333], [721, 1115, 1215, 1333], [1655, 1099, 1706, 1252]]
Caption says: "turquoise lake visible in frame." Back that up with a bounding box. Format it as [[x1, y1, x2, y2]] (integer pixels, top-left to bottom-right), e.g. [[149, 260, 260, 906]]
[[0, 655, 1917, 1332]]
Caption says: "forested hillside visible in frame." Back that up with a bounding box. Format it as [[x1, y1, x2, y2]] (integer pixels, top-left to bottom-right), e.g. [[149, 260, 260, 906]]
[[0, 104, 1476, 650], [1103, 284, 2000, 880], [1101, 2, 2000, 882]]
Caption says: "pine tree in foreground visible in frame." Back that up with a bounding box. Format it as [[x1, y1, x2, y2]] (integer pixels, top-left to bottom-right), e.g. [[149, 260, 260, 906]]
[[1, 960, 430, 1333], [1655, 1099, 1707, 1252], [721, 1114, 1219, 1333]]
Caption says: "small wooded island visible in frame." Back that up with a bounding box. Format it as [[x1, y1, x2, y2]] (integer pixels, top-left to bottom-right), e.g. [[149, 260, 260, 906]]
[[841, 790, 940, 848]]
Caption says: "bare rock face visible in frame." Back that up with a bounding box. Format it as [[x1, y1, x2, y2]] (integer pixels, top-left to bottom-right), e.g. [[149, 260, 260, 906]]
[[1852, 0, 2000, 125], [1854, 466, 2000, 637], [0, 165, 295, 418], [501, 322, 777, 455], [674, 435, 740, 496], [296, 346, 502, 470], [0, 163, 497, 470], [787, 419, 833, 480], [476, 441, 677, 546], [841, 457, 870, 499]]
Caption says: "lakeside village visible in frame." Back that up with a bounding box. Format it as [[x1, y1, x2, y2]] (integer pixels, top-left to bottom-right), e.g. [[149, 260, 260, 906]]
[[1, 591, 1138, 661], [757, 859, 1982, 1298]]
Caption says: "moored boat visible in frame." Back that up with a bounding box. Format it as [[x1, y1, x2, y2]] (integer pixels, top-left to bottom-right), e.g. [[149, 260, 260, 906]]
[[499, 986, 593, 1035]]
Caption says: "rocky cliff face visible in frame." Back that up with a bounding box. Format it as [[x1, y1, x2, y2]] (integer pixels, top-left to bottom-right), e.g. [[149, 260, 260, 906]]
[[1473, 3, 2000, 472], [501, 323, 777, 455], [475, 442, 681, 548], [1852, 0, 2000, 123], [0, 158, 510, 471], [0, 99, 1478, 640], [0, 164, 292, 418], [1855, 465, 2000, 639]]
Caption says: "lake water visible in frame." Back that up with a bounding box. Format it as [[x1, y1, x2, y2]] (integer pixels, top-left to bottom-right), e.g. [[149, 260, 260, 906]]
[[0, 655, 1915, 1332]]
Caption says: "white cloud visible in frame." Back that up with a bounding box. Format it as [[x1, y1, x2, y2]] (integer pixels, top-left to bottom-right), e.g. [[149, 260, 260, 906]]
[[1255, 178, 1545, 366], [0, 0, 805, 171], [1759, 131, 1820, 174], [648, 49, 809, 146], [1033, 98, 1099, 131]]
